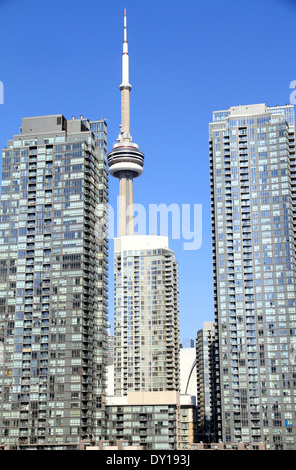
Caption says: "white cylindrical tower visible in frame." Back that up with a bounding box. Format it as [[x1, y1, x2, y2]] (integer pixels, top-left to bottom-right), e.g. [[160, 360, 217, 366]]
[[107, 9, 144, 237]]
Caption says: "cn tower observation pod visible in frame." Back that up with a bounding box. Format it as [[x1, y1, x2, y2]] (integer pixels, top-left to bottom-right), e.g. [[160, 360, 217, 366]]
[[108, 141, 144, 178]]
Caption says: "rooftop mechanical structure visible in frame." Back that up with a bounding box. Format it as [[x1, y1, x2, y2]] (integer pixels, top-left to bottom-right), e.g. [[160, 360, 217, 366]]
[[107, 9, 144, 237]]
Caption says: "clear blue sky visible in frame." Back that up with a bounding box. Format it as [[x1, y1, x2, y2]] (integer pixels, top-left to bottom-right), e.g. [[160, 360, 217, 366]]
[[0, 0, 295, 342]]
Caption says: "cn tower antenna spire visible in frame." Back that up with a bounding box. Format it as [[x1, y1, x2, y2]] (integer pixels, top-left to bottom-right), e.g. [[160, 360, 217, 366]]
[[122, 9, 129, 86], [107, 9, 145, 237], [120, 8, 131, 141], [124, 8, 127, 43]]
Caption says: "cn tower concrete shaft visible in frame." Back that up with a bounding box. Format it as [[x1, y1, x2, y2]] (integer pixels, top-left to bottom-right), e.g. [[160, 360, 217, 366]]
[[107, 9, 144, 237], [120, 86, 131, 138], [119, 175, 134, 237]]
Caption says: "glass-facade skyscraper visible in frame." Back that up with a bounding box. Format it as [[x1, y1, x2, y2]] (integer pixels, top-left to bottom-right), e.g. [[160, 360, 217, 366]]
[[209, 103, 296, 450], [0, 114, 108, 449], [196, 321, 218, 443], [113, 235, 180, 396]]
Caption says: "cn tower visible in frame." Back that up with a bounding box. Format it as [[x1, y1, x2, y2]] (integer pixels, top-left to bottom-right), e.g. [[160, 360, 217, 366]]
[[107, 9, 144, 237]]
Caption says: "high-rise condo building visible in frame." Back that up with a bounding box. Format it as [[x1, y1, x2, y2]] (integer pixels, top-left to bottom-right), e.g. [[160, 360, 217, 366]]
[[209, 103, 296, 450], [0, 114, 109, 450], [113, 235, 180, 396], [105, 11, 181, 450], [195, 321, 218, 443]]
